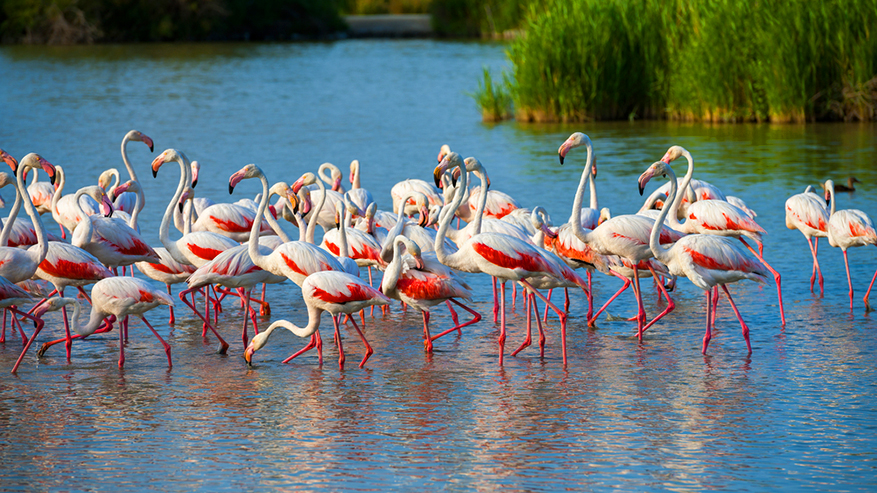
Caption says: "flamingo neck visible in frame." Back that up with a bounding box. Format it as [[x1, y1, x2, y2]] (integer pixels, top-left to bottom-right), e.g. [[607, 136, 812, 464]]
[[159, 152, 190, 263], [351, 161, 361, 189], [827, 181, 836, 216], [665, 149, 694, 231], [70, 188, 95, 249], [588, 171, 598, 210], [306, 178, 327, 245], [470, 168, 489, 235], [650, 167, 676, 265], [15, 162, 48, 266], [338, 204, 350, 259], [380, 236, 406, 296], [128, 181, 142, 229], [569, 139, 595, 244], [264, 305, 323, 339], [68, 300, 105, 337], [318, 162, 344, 193], [435, 164, 468, 267], [107, 169, 120, 195], [0, 168, 25, 247], [247, 170, 271, 270], [121, 134, 140, 183]]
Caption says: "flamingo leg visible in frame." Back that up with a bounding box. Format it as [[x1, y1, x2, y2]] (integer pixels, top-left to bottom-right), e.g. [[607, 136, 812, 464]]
[[445, 300, 460, 328], [9, 308, 28, 347], [543, 289, 552, 324], [11, 319, 45, 373], [282, 333, 319, 364], [178, 287, 229, 354], [422, 310, 433, 353], [492, 277, 498, 323], [815, 238, 823, 292], [640, 265, 675, 333], [843, 249, 854, 311], [167, 285, 175, 325], [498, 280, 506, 365], [260, 283, 269, 316], [632, 266, 646, 340], [368, 267, 375, 316], [512, 283, 517, 311], [586, 271, 593, 320], [141, 316, 173, 368], [703, 289, 713, 354], [806, 236, 817, 293], [740, 238, 785, 325], [1, 309, 7, 344], [588, 272, 631, 327], [61, 300, 72, 362], [565, 287, 571, 313], [720, 285, 751, 354], [520, 279, 567, 365], [430, 298, 480, 341], [36, 319, 114, 358], [711, 286, 720, 328], [335, 314, 345, 370], [864, 267, 877, 313], [535, 294, 546, 356], [118, 317, 125, 369], [76, 286, 92, 304], [237, 287, 250, 349], [512, 292, 532, 357]]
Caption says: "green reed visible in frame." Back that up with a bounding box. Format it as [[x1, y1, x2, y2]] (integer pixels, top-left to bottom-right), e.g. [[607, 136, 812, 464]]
[[475, 0, 877, 122]]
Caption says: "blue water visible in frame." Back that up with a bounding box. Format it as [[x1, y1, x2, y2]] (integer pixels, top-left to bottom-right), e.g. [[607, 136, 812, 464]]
[[1, 40, 876, 492]]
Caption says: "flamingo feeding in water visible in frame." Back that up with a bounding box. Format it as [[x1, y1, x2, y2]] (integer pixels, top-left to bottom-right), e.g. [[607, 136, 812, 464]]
[[638, 159, 768, 354], [245, 271, 390, 369]]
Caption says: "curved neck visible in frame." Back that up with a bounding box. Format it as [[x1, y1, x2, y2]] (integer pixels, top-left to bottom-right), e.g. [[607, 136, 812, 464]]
[[0, 171, 25, 246], [650, 167, 676, 264], [318, 163, 344, 193], [159, 152, 190, 262], [265, 305, 322, 338], [248, 171, 271, 269], [51, 166, 66, 222], [183, 198, 193, 235], [827, 182, 836, 216], [306, 179, 327, 244], [665, 150, 694, 230], [435, 166, 468, 265], [261, 195, 291, 243], [121, 134, 140, 183], [380, 237, 405, 294], [569, 140, 595, 243], [351, 161, 361, 189], [588, 171, 598, 209], [15, 163, 48, 263], [128, 182, 142, 229], [69, 301, 106, 337], [71, 188, 95, 243], [470, 168, 489, 235], [339, 205, 350, 259], [107, 170, 120, 194], [293, 213, 307, 242]]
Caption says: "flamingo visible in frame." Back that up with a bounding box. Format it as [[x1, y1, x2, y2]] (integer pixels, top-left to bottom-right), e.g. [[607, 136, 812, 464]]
[[560, 133, 683, 338], [381, 235, 481, 352], [434, 152, 577, 365], [0, 172, 62, 248], [24, 168, 54, 215], [656, 145, 785, 325], [113, 129, 154, 216], [320, 194, 384, 272], [0, 276, 42, 347], [347, 159, 374, 216], [51, 165, 102, 237], [822, 179, 877, 311], [638, 159, 768, 354], [98, 168, 136, 213], [299, 165, 348, 232], [391, 178, 443, 215], [17, 277, 174, 371], [785, 185, 829, 293]]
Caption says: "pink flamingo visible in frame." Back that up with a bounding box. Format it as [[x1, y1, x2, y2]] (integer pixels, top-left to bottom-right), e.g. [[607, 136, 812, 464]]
[[381, 235, 481, 353], [24, 168, 55, 215], [17, 277, 174, 371], [245, 271, 389, 369], [655, 145, 785, 326], [823, 179, 877, 311], [638, 160, 768, 354], [434, 152, 576, 365], [560, 133, 684, 338], [347, 159, 374, 217], [785, 185, 829, 293]]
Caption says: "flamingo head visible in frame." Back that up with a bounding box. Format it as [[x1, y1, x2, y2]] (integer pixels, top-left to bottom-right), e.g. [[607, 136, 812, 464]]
[[151, 149, 181, 178], [178, 186, 194, 213], [661, 145, 687, 164], [291, 172, 317, 194], [348, 159, 359, 185], [244, 330, 271, 366], [0, 172, 13, 189], [638, 161, 670, 196], [823, 179, 834, 205], [190, 160, 200, 188], [97, 168, 117, 191], [282, 188, 299, 216], [127, 130, 154, 153], [228, 164, 259, 194], [295, 187, 312, 215], [111, 179, 140, 202], [434, 152, 463, 187], [19, 153, 56, 185], [33, 297, 79, 319], [437, 144, 452, 163], [0, 149, 18, 172], [592, 156, 598, 176], [598, 207, 611, 225], [558, 132, 590, 165], [96, 187, 115, 217]]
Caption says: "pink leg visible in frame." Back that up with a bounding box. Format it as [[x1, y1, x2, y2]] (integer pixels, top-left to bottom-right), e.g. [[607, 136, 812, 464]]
[[11, 319, 45, 373], [520, 280, 567, 365], [588, 272, 631, 327], [720, 285, 751, 354], [283, 333, 319, 364], [806, 237, 817, 293], [167, 285, 175, 325], [864, 266, 877, 313], [178, 287, 230, 354], [368, 267, 375, 316], [346, 316, 373, 368], [498, 281, 506, 365], [36, 319, 114, 358], [640, 265, 676, 333], [512, 283, 517, 311], [703, 289, 713, 354], [565, 287, 571, 313], [711, 286, 720, 327], [335, 314, 345, 370], [76, 286, 92, 304], [741, 238, 785, 325], [1, 308, 6, 344], [543, 289, 552, 324], [632, 266, 646, 340], [141, 316, 173, 368], [843, 249, 854, 311], [260, 283, 269, 316], [445, 300, 460, 328], [118, 317, 125, 369], [422, 311, 433, 353], [815, 238, 823, 292], [492, 277, 499, 323], [238, 288, 251, 349], [512, 292, 533, 357], [586, 271, 593, 320], [430, 298, 480, 341]]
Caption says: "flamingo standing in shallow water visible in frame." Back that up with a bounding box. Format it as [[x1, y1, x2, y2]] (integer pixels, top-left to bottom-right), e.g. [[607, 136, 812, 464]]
[[16, 277, 174, 371], [822, 179, 877, 311], [638, 160, 768, 354], [785, 185, 829, 293]]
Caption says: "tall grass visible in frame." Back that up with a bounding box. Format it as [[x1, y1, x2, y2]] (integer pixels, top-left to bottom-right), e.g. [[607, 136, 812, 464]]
[[477, 0, 877, 122], [470, 68, 512, 121]]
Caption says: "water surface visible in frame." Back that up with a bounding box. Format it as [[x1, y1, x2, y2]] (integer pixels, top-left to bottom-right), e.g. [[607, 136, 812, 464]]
[[1, 40, 876, 492]]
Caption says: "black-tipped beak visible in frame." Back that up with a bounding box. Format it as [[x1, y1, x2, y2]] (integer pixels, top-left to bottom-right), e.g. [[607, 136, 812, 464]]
[[639, 185, 645, 196], [149, 144, 154, 152], [433, 168, 442, 188], [228, 184, 235, 194], [192, 179, 198, 188], [178, 202, 184, 213], [152, 169, 158, 178], [559, 154, 565, 165]]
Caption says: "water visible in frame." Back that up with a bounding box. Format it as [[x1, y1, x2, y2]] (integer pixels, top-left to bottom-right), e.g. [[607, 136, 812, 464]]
[[1, 40, 877, 492]]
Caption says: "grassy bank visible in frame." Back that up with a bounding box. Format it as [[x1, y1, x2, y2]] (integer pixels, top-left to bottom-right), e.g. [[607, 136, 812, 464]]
[[477, 0, 877, 123], [0, 0, 346, 43]]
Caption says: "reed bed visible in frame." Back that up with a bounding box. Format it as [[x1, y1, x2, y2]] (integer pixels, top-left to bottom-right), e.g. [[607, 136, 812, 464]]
[[479, 0, 877, 123]]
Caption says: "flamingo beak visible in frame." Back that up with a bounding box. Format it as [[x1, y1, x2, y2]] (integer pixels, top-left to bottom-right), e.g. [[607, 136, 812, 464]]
[[1, 151, 18, 171], [151, 153, 166, 178], [101, 195, 115, 217], [244, 345, 255, 366], [39, 158, 56, 185], [228, 170, 246, 194], [433, 163, 448, 188], [284, 190, 299, 212], [334, 176, 343, 192], [178, 201, 185, 213], [142, 134, 154, 153], [542, 223, 558, 239], [415, 255, 425, 270], [291, 176, 306, 194], [638, 164, 660, 196], [418, 206, 429, 227], [558, 141, 571, 164]]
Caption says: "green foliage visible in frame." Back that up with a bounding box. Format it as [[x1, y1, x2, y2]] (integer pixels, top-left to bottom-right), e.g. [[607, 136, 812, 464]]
[[430, 0, 539, 37], [481, 0, 877, 122], [0, 0, 346, 43], [470, 67, 512, 121]]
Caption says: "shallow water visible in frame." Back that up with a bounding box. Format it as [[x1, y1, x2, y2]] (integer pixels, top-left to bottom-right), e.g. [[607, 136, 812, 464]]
[[1, 40, 876, 492]]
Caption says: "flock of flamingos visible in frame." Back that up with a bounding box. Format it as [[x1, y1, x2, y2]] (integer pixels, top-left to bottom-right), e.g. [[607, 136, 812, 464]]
[[0, 131, 873, 372]]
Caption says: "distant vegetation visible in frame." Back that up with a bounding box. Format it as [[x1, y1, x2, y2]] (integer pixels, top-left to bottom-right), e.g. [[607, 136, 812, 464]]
[[0, 0, 346, 43], [476, 0, 877, 123]]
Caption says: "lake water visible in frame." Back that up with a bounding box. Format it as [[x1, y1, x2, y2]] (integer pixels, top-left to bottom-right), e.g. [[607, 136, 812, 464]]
[[1, 40, 876, 492]]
